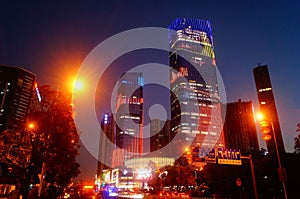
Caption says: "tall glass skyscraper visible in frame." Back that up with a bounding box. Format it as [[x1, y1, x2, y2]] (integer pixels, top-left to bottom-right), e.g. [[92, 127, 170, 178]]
[[169, 18, 224, 156], [115, 72, 144, 159]]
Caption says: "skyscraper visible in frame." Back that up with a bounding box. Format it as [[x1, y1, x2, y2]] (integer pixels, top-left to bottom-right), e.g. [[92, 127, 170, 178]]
[[253, 64, 285, 154], [0, 65, 36, 132], [150, 119, 171, 152], [115, 72, 144, 159], [169, 18, 224, 156], [98, 113, 114, 176], [223, 99, 259, 155]]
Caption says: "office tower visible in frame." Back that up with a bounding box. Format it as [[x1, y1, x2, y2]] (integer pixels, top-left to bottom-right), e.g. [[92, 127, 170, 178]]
[[0, 66, 36, 132], [253, 64, 285, 154], [115, 72, 144, 160], [223, 99, 259, 155], [169, 18, 224, 155], [150, 119, 171, 152], [97, 113, 115, 176]]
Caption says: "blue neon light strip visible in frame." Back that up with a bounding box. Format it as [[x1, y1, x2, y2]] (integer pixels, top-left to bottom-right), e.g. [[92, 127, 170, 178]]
[[168, 18, 214, 47]]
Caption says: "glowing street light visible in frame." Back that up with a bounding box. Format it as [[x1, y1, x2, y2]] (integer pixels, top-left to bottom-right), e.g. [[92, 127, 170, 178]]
[[256, 112, 264, 121], [28, 123, 35, 129], [73, 79, 83, 91], [256, 112, 288, 199]]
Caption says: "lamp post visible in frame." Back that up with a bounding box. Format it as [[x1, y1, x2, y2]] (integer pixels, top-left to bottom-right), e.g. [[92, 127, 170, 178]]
[[257, 113, 288, 199], [27, 122, 45, 197], [241, 155, 258, 199]]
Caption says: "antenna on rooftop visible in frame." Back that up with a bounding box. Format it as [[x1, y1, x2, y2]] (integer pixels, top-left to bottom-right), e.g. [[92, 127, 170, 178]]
[[257, 62, 263, 66]]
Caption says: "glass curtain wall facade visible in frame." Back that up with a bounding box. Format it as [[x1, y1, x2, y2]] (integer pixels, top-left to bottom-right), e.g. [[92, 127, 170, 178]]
[[115, 72, 144, 161], [169, 18, 224, 156]]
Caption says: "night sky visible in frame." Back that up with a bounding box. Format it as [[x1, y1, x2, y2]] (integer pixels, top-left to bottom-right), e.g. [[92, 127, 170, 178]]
[[1, 1, 299, 180]]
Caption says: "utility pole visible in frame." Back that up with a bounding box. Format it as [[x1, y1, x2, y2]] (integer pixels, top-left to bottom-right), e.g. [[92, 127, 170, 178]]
[[241, 155, 258, 199]]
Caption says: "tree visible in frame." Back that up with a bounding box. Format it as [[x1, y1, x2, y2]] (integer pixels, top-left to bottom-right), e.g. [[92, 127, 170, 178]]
[[148, 164, 195, 189], [293, 134, 300, 154], [28, 85, 80, 198], [0, 85, 81, 198]]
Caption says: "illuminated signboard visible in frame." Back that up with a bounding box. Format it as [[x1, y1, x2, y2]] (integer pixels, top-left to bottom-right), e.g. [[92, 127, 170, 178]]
[[204, 148, 217, 163], [216, 148, 242, 165], [192, 147, 205, 162], [203, 148, 242, 165]]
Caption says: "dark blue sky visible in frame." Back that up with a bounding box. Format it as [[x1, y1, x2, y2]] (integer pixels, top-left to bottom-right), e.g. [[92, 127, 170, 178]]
[[1, 1, 299, 180]]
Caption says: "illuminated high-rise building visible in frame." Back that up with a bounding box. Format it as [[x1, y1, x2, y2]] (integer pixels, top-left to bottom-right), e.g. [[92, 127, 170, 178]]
[[97, 113, 114, 176], [253, 64, 285, 154], [223, 99, 259, 155], [169, 18, 224, 156], [0, 65, 36, 132], [150, 119, 171, 152], [115, 72, 144, 160]]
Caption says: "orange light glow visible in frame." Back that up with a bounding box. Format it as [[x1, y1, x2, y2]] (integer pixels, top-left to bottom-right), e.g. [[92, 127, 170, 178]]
[[256, 113, 264, 121], [83, 185, 94, 189], [259, 121, 269, 128], [261, 127, 271, 134], [28, 123, 35, 129], [262, 134, 272, 141]]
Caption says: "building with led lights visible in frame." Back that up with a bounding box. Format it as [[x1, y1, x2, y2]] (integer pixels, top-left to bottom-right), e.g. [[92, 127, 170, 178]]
[[223, 99, 259, 155], [253, 64, 285, 154], [97, 113, 115, 177], [0, 65, 36, 132], [169, 18, 224, 156], [115, 72, 144, 160]]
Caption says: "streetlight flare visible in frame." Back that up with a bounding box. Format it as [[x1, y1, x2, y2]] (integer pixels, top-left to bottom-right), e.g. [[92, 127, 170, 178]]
[[256, 112, 264, 121], [28, 123, 35, 129], [73, 79, 83, 91]]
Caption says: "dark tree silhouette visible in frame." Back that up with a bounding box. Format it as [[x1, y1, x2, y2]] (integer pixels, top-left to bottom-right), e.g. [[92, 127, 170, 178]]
[[28, 85, 80, 198], [293, 134, 300, 154], [0, 85, 80, 198]]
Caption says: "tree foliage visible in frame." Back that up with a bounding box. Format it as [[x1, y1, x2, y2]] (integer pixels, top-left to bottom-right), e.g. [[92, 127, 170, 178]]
[[293, 134, 300, 154], [0, 85, 80, 198], [29, 85, 80, 197], [148, 164, 195, 189]]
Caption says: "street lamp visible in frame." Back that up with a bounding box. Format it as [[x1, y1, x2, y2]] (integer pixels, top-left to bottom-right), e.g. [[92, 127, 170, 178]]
[[28, 123, 35, 130], [256, 112, 288, 199]]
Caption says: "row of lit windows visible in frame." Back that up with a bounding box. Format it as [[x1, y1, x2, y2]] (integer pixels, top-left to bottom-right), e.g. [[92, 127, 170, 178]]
[[174, 37, 212, 48], [181, 122, 197, 126], [190, 82, 204, 87], [258, 87, 272, 92], [177, 28, 208, 37], [178, 111, 211, 117], [118, 115, 140, 120], [181, 129, 217, 135], [119, 131, 136, 135]]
